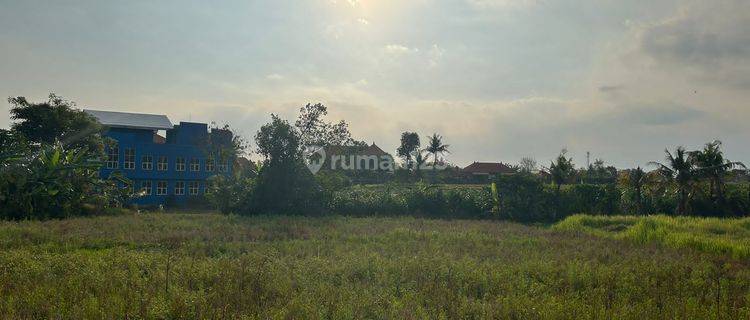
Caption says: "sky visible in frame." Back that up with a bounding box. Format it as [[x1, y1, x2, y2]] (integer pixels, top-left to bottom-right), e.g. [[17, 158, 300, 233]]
[[1, 0, 749, 168]]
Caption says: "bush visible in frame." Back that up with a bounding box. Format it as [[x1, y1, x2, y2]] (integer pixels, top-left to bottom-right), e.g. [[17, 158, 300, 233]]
[[205, 174, 254, 214], [0, 144, 118, 220], [493, 173, 554, 222]]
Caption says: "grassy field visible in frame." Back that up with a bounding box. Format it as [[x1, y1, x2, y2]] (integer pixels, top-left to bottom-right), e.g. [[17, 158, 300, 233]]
[[0, 213, 748, 319], [554, 214, 750, 259]]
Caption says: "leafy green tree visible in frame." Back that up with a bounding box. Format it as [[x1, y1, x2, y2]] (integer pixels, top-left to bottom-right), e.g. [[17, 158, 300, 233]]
[[8, 94, 104, 152], [425, 133, 449, 172], [397, 132, 420, 170], [294, 103, 364, 148], [649, 147, 697, 216], [205, 174, 254, 214], [252, 115, 324, 215], [692, 140, 745, 208], [549, 149, 575, 219]]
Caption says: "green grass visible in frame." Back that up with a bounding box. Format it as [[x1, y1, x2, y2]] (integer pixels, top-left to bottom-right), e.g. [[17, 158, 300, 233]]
[[0, 213, 748, 319], [554, 214, 750, 259]]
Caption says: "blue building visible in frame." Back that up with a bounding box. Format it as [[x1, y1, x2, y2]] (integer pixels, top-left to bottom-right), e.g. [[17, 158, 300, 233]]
[[85, 110, 232, 206]]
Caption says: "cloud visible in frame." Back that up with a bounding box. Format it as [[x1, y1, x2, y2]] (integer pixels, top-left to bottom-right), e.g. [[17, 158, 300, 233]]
[[465, 0, 538, 9], [598, 85, 622, 93], [613, 103, 706, 126], [383, 44, 418, 55], [636, 0, 750, 88]]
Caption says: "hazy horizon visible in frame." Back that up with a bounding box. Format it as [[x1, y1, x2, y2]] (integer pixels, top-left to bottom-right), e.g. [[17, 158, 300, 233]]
[[2, 0, 749, 168]]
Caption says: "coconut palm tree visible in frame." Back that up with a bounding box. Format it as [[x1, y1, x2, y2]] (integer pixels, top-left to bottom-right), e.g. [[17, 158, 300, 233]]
[[413, 150, 428, 180], [626, 167, 647, 215], [692, 140, 745, 207], [649, 147, 696, 216], [425, 133, 449, 172]]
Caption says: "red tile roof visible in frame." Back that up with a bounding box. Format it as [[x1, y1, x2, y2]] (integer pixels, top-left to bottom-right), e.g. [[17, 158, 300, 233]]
[[462, 162, 515, 174]]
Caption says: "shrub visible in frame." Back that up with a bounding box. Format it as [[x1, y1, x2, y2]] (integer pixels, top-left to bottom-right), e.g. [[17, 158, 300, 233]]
[[493, 173, 554, 222], [205, 174, 254, 214], [0, 143, 115, 220]]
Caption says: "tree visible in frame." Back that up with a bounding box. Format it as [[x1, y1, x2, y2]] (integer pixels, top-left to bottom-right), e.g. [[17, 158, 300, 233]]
[[692, 140, 745, 208], [624, 167, 647, 215], [549, 149, 575, 219], [425, 133, 450, 172], [649, 147, 697, 216], [294, 103, 364, 148], [518, 157, 537, 173], [413, 150, 428, 180], [8, 94, 104, 152], [397, 132, 420, 170], [252, 115, 324, 215], [206, 123, 249, 172]]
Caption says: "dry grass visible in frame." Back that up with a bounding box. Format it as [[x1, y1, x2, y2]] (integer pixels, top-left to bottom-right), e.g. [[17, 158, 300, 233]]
[[0, 212, 748, 319]]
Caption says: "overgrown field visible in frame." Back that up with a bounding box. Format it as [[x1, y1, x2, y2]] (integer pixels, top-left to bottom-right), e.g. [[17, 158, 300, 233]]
[[0, 213, 748, 319], [555, 214, 750, 259]]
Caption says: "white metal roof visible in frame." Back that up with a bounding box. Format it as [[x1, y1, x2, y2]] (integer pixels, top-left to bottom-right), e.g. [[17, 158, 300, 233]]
[[85, 109, 173, 130]]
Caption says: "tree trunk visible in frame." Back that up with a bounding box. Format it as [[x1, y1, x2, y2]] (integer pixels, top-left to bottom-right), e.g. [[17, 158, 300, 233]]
[[554, 184, 561, 220], [677, 187, 687, 216], [635, 185, 642, 215]]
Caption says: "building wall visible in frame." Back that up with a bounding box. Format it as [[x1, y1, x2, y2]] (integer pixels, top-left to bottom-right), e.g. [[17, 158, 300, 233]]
[[101, 123, 232, 207]]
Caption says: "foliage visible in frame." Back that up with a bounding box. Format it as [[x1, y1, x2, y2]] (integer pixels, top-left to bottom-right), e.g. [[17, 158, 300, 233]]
[[549, 149, 575, 187], [294, 103, 364, 148], [330, 184, 493, 219], [493, 173, 554, 221], [619, 167, 648, 215], [0, 213, 748, 318], [396, 131, 420, 168], [518, 156, 537, 173], [425, 133, 450, 169], [8, 93, 104, 152], [649, 147, 698, 215], [0, 143, 112, 220], [207, 123, 249, 161], [251, 115, 325, 215], [692, 140, 746, 212], [205, 174, 255, 214]]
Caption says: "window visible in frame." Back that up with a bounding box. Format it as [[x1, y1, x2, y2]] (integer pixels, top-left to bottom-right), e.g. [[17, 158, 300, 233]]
[[157, 156, 168, 171], [174, 181, 185, 195], [176, 157, 186, 171], [106, 145, 119, 169], [188, 181, 199, 195], [190, 158, 200, 172], [156, 181, 168, 195], [124, 148, 135, 170], [218, 158, 228, 173], [205, 155, 215, 172], [142, 155, 153, 170], [141, 181, 152, 196]]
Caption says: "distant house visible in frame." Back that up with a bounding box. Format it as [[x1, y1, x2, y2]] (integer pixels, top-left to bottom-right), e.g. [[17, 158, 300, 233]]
[[85, 110, 232, 206], [462, 162, 515, 180]]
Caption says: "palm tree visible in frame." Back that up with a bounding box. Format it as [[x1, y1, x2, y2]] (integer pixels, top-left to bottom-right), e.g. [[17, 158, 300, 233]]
[[649, 147, 696, 216], [425, 133, 449, 173], [692, 140, 745, 207], [626, 167, 647, 215], [413, 150, 428, 180], [549, 149, 574, 219]]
